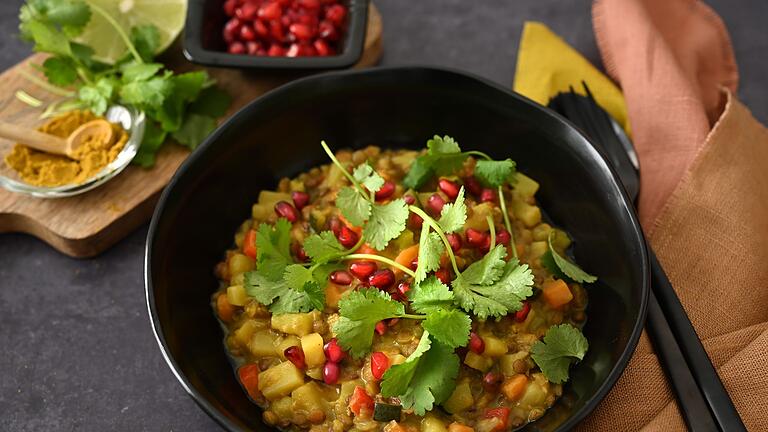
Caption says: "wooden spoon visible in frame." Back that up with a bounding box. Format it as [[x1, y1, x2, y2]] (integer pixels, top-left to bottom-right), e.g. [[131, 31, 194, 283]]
[[0, 119, 113, 160]]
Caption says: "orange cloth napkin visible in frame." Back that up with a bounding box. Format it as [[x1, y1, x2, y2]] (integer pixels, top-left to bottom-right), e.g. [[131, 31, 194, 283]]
[[575, 0, 768, 430]]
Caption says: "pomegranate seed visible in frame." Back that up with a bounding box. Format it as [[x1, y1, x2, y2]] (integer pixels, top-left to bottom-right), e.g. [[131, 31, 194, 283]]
[[435, 268, 451, 284], [374, 181, 395, 201], [258, 2, 282, 20], [297, 14, 318, 27], [464, 176, 483, 196], [236, 2, 259, 20], [329, 270, 353, 285], [267, 44, 285, 56], [466, 228, 488, 248], [325, 4, 347, 26], [370, 352, 390, 380], [240, 24, 257, 41], [286, 43, 301, 57], [403, 194, 416, 205], [281, 14, 292, 28], [324, 338, 345, 363], [289, 23, 313, 40], [388, 318, 400, 327], [480, 188, 496, 203], [329, 217, 342, 236], [375, 321, 387, 335], [224, 0, 238, 17], [337, 225, 359, 248], [223, 18, 242, 43], [298, 43, 317, 56], [276, 0, 291, 6], [228, 41, 246, 54], [284, 346, 306, 369], [397, 281, 411, 296], [391, 281, 410, 301], [409, 257, 418, 270], [349, 261, 377, 281], [298, 0, 320, 9], [246, 41, 261, 55], [274, 201, 299, 222], [322, 361, 340, 384], [254, 19, 269, 37], [269, 20, 285, 41], [313, 39, 330, 56], [318, 19, 339, 41], [408, 213, 423, 229], [438, 179, 460, 201], [496, 229, 511, 245], [469, 332, 485, 354], [483, 372, 503, 393], [294, 244, 309, 262], [427, 194, 446, 215], [446, 233, 462, 253], [514, 301, 531, 322], [368, 269, 395, 290], [291, 191, 310, 210]]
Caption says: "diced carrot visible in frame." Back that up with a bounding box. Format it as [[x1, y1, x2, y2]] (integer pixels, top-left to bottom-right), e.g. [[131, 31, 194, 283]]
[[325, 283, 347, 308], [541, 279, 573, 308], [216, 293, 235, 323], [447, 422, 475, 432], [501, 374, 528, 401], [243, 229, 258, 259], [238, 364, 260, 399], [394, 244, 419, 276], [349, 386, 375, 417], [515, 243, 526, 258], [483, 407, 511, 431]]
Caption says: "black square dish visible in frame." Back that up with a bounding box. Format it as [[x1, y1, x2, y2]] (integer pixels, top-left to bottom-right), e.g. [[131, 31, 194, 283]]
[[183, 0, 370, 69]]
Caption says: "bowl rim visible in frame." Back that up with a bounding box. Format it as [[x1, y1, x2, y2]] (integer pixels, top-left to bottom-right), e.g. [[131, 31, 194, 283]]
[[145, 65, 650, 432], [182, 0, 370, 69]]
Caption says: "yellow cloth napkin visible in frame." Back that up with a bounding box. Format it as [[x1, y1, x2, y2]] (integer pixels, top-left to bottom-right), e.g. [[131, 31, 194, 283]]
[[512, 22, 631, 135]]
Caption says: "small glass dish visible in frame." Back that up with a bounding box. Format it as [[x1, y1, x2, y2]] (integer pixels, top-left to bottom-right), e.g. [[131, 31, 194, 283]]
[[0, 105, 145, 199]]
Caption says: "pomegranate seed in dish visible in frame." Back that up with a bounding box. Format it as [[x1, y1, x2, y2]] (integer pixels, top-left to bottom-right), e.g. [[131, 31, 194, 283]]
[[274, 201, 299, 222]]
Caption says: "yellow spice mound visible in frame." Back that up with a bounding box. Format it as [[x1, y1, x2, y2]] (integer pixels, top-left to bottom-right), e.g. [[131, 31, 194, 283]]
[[4, 110, 129, 187]]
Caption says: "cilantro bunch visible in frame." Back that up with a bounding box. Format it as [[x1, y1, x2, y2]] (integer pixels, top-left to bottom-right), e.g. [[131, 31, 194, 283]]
[[17, 0, 230, 167]]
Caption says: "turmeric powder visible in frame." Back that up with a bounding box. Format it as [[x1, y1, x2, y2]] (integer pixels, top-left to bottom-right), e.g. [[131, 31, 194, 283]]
[[4, 110, 129, 187]]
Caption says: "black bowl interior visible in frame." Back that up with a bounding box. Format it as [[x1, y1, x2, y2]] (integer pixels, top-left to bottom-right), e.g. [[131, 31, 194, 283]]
[[146, 67, 648, 431]]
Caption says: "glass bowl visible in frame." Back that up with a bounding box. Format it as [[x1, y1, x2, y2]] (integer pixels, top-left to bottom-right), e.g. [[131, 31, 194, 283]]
[[0, 105, 145, 198]]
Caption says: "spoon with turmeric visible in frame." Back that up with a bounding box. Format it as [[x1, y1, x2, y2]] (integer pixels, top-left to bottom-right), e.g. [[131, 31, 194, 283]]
[[0, 118, 113, 160]]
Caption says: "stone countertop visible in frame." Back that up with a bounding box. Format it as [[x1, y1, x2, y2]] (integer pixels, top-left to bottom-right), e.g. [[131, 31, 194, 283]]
[[1, 0, 765, 430]]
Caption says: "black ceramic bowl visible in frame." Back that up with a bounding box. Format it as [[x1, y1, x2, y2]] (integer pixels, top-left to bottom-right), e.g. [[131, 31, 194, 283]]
[[146, 67, 649, 431], [183, 0, 369, 69]]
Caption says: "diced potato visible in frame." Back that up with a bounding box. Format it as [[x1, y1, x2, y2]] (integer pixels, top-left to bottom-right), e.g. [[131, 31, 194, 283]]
[[480, 335, 508, 357], [228, 253, 255, 278], [463, 351, 493, 372], [518, 379, 548, 408], [251, 204, 271, 220], [258, 361, 305, 400], [512, 201, 541, 228], [306, 367, 323, 380], [271, 396, 294, 418], [422, 414, 448, 432], [322, 164, 345, 188], [292, 382, 329, 414], [258, 190, 292, 208], [301, 333, 327, 367], [551, 229, 572, 250], [500, 352, 530, 376], [227, 285, 248, 306], [513, 173, 539, 198], [531, 223, 552, 242], [528, 241, 548, 260], [271, 313, 314, 336], [464, 203, 495, 231], [249, 331, 278, 357], [275, 335, 301, 359], [289, 179, 305, 192], [339, 379, 362, 404], [443, 380, 474, 414], [234, 320, 260, 346]]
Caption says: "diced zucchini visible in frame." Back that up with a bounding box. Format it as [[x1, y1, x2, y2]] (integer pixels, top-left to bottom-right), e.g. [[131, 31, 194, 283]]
[[292, 381, 329, 414], [228, 253, 255, 278], [464, 351, 493, 372], [234, 320, 260, 346], [258, 361, 305, 400], [513, 173, 539, 198], [249, 331, 277, 357], [528, 241, 548, 260], [500, 352, 530, 376], [227, 285, 248, 306], [512, 201, 541, 228], [274, 335, 301, 359], [421, 414, 448, 432], [300, 333, 326, 367], [480, 335, 508, 357], [271, 313, 314, 336], [442, 380, 474, 414], [373, 402, 402, 422]]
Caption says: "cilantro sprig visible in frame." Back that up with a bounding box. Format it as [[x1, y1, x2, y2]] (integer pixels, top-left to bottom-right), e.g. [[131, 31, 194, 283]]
[[541, 232, 597, 283], [17, 0, 231, 167], [530, 324, 589, 384]]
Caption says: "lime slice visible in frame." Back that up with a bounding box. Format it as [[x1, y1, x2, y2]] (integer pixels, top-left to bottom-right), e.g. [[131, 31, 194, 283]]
[[77, 0, 188, 64]]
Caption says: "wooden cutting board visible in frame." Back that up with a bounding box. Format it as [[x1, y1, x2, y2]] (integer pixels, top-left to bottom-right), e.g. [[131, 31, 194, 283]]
[[0, 5, 382, 258]]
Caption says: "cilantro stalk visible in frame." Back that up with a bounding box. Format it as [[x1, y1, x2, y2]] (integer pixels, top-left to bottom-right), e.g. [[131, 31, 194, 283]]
[[341, 253, 416, 278], [487, 215, 496, 248], [321, 141, 370, 199], [18, 69, 75, 97], [497, 185, 517, 258], [408, 205, 461, 276]]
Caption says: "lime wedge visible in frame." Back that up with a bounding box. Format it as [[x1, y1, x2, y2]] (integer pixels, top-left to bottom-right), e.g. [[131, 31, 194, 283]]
[[77, 0, 187, 64]]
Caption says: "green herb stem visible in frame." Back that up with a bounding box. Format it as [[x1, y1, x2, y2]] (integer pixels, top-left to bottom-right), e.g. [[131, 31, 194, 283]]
[[487, 215, 496, 249], [408, 205, 461, 276], [15, 90, 43, 107], [497, 186, 517, 259], [342, 254, 417, 278], [18, 69, 75, 97], [85, 1, 144, 64], [399, 314, 427, 320], [321, 141, 370, 198], [464, 150, 494, 161]]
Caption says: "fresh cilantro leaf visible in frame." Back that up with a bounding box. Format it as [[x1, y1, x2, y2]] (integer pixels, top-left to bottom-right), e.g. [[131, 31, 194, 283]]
[[423, 309, 471, 348], [120, 61, 163, 82], [402, 135, 467, 189], [270, 284, 323, 314], [380, 331, 432, 397], [398, 335, 460, 415], [541, 232, 597, 283], [461, 244, 507, 285], [363, 198, 408, 250], [119, 74, 171, 109], [78, 77, 115, 115], [414, 230, 444, 283], [173, 71, 208, 102], [334, 288, 404, 357], [189, 86, 231, 118], [283, 264, 315, 291], [255, 219, 293, 281], [402, 156, 434, 190], [303, 231, 346, 262], [438, 186, 467, 233], [24, 19, 72, 57], [171, 113, 216, 149], [133, 120, 166, 167], [336, 187, 371, 227], [474, 159, 516, 188], [353, 163, 385, 194], [530, 324, 588, 384], [43, 0, 91, 36], [42, 56, 77, 86], [427, 135, 461, 154], [409, 277, 455, 313], [244, 270, 287, 305], [130, 24, 160, 62]]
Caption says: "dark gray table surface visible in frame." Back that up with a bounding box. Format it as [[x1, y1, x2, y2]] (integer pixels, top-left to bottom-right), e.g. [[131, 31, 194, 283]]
[[1, 1, 765, 430]]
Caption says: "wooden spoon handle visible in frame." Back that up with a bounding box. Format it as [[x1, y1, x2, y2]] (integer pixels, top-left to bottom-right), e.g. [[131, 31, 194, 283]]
[[0, 120, 68, 155]]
